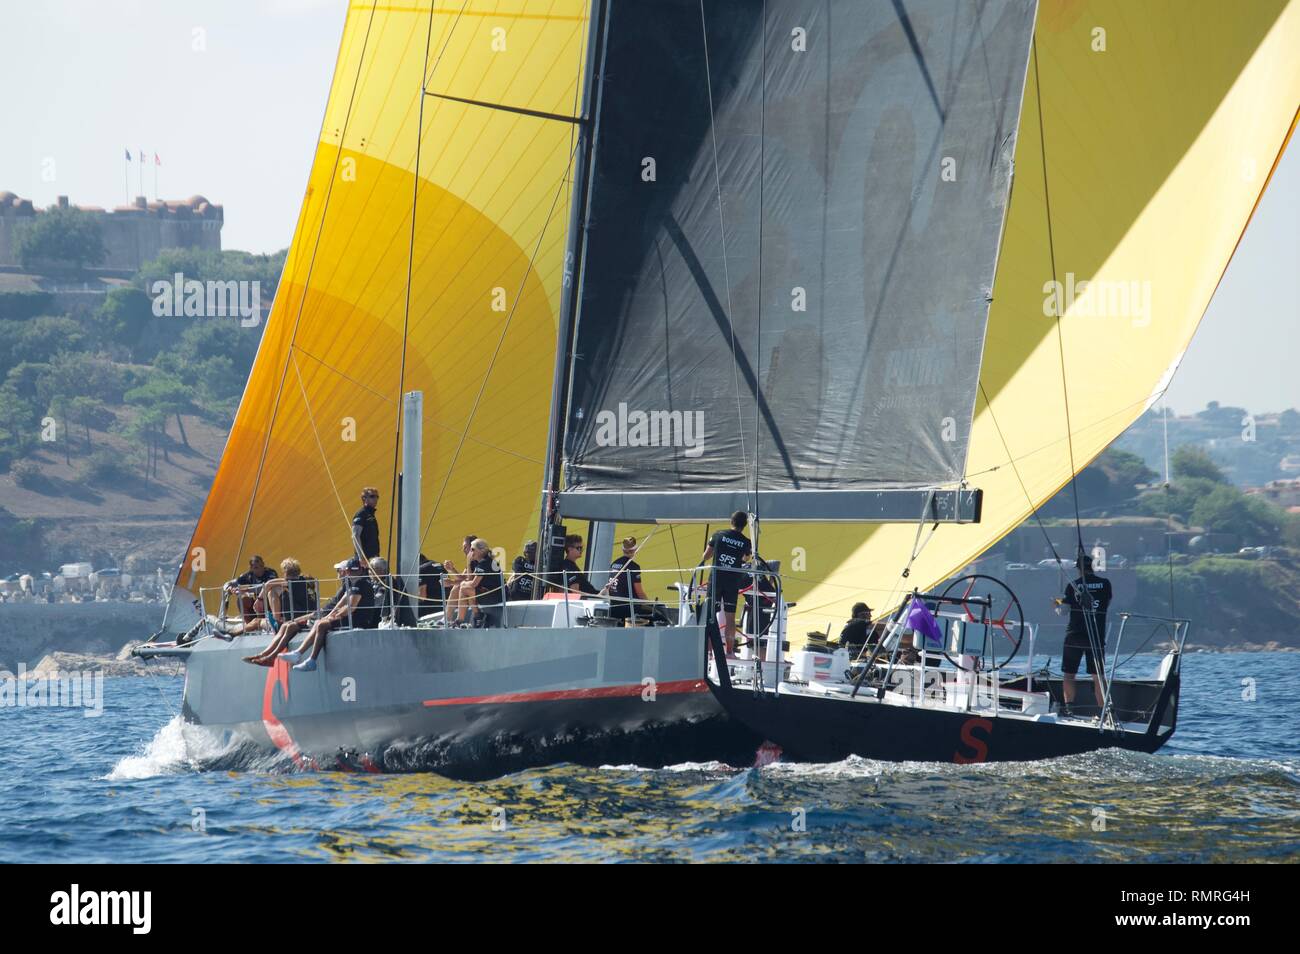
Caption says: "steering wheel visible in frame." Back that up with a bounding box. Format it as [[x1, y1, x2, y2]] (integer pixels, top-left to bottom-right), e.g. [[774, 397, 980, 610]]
[[938, 574, 1025, 672]]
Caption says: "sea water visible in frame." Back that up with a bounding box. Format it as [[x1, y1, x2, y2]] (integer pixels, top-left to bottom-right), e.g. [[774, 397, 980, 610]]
[[0, 652, 1296, 863]]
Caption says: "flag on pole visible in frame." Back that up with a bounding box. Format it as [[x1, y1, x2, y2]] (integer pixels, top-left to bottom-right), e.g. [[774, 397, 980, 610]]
[[154, 153, 161, 166], [124, 148, 132, 161], [905, 597, 944, 647]]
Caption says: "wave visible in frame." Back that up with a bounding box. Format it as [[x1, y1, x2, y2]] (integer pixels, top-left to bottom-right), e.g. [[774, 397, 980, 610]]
[[105, 716, 292, 779], [756, 748, 1300, 783]]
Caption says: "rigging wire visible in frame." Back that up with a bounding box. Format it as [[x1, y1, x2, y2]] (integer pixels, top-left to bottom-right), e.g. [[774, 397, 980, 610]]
[[291, 349, 353, 531], [1163, 402, 1176, 618], [386, 0, 442, 558], [753, 0, 767, 515], [1032, 32, 1108, 717], [229, 1, 379, 582], [699, 0, 753, 515]]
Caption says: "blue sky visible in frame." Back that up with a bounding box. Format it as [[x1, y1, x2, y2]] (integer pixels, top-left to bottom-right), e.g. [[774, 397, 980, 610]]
[[0, 0, 1295, 412]]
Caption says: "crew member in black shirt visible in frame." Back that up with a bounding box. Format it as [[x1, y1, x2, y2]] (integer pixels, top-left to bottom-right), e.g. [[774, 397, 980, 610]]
[[700, 511, 753, 652], [370, 556, 395, 622], [837, 602, 876, 656], [467, 538, 506, 629], [558, 534, 599, 596], [228, 555, 277, 623], [603, 536, 649, 623], [1056, 554, 1114, 714], [507, 540, 538, 601], [245, 558, 377, 670], [352, 486, 382, 569]]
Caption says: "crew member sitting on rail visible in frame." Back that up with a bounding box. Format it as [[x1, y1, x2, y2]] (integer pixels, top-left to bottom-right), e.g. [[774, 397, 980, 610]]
[[222, 558, 314, 636], [441, 535, 478, 593], [700, 511, 753, 653], [445, 539, 504, 627], [507, 540, 538, 602], [370, 556, 395, 623], [602, 536, 649, 623], [243, 558, 377, 669], [226, 555, 277, 624], [558, 534, 599, 596]]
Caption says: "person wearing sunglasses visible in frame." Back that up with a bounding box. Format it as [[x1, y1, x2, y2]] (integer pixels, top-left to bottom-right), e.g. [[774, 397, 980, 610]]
[[558, 533, 598, 597], [352, 486, 382, 570]]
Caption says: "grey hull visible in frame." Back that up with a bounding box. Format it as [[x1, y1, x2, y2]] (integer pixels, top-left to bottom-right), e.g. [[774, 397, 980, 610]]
[[176, 624, 761, 779]]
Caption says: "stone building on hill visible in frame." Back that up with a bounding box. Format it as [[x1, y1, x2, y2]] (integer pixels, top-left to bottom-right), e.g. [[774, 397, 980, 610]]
[[0, 191, 222, 273]]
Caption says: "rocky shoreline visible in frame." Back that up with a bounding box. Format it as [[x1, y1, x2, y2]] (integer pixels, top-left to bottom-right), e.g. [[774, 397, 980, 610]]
[[14, 641, 184, 678]]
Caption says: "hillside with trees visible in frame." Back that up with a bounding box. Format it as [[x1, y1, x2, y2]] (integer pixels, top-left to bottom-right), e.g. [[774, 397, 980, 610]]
[[0, 221, 283, 572]]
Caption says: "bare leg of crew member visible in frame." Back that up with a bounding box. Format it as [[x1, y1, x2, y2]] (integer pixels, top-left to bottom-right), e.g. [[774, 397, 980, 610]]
[[291, 619, 337, 670], [244, 619, 304, 665]]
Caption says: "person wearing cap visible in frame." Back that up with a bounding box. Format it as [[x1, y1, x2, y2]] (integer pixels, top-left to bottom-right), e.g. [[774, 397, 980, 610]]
[[243, 558, 378, 668], [507, 540, 538, 602], [601, 537, 649, 623], [838, 602, 875, 655]]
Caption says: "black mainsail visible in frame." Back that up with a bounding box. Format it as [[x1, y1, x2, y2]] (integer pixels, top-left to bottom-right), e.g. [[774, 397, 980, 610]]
[[552, 0, 1037, 524]]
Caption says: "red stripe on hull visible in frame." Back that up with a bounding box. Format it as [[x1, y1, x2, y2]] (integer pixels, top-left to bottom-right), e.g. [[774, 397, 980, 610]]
[[423, 678, 708, 708]]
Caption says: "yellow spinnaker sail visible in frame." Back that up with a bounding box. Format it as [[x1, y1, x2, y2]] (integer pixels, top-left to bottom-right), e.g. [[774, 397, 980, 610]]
[[169, 1, 589, 624], [623, 0, 1300, 635]]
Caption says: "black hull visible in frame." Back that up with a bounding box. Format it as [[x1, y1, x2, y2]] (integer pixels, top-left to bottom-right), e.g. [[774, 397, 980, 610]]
[[708, 674, 1178, 764]]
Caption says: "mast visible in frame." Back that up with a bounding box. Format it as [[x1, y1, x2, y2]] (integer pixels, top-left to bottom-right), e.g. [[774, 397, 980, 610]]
[[539, 0, 611, 584]]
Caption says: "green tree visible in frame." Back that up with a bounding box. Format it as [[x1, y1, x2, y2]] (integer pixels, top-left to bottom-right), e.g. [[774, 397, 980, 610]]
[[125, 371, 197, 447], [96, 287, 161, 360], [1172, 445, 1226, 484], [1189, 484, 1283, 543], [121, 406, 168, 480], [11, 315, 87, 363], [136, 247, 287, 301], [1097, 448, 1158, 491], [36, 353, 125, 406], [0, 386, 40, 455], [68, 396, 113, 447], [13, 207, 105, 271]]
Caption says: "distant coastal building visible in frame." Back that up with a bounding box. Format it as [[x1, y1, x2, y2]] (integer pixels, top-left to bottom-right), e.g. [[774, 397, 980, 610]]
[[0, 191, 222, 273], [1247, 478, 1300, 510]]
